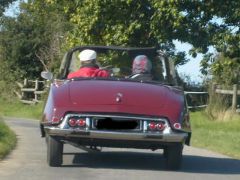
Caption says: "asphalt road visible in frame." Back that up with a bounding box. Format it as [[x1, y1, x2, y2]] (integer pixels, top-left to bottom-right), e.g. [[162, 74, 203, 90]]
[[1, 117, 240, 180]]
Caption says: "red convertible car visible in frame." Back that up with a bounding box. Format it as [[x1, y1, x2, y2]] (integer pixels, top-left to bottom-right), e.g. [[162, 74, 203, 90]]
[[40, 46, 191, 170]]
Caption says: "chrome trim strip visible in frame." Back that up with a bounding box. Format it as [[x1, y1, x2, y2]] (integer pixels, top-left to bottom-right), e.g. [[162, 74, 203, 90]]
[[86, 117, 90, 130], [143, 121, 148, 132]]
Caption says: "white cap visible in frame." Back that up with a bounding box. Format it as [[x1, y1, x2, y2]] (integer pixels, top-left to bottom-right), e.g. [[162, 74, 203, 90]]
[[78, 49, 97, 61]]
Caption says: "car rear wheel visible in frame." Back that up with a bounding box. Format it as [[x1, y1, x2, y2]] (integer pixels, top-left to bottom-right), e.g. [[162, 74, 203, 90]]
[[47, 135, 63, 167], [164, 143, 183, 170]]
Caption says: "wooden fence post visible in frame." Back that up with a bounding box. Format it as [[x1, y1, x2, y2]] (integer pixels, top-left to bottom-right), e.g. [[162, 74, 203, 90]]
[[232, 84, 238, 111], [212, 83, 217, 95]]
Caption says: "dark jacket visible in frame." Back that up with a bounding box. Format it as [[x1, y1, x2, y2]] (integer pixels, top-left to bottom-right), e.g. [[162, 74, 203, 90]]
[[130, 73, 153, 81]]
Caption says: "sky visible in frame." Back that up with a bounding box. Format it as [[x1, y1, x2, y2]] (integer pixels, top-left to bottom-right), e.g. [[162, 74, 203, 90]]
[[3, 1, 20, 17], [174, 41, 204, 83], [175, 40, 216, 83]]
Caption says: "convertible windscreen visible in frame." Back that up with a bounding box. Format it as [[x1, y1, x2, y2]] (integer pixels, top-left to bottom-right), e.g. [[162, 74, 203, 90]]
[[59, 46, 174, 84]]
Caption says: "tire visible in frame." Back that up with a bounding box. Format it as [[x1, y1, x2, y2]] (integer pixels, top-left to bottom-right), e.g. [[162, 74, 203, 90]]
[[165, 143, 183, 170], [47, 135, 63, 167]]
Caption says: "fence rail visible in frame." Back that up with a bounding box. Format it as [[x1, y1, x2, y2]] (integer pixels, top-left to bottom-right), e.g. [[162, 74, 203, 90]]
[[214, 84, 239, 110], [185, 84, 239, 111], [215, 89, 240, 95], [184, 91, 208, 109], [15, 79, 46, 104]]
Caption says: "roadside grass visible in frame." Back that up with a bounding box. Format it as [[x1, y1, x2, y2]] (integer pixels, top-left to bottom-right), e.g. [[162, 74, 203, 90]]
[[0, 118, 17, 160], [190, 111, 240, 159], [0, 98, 43, 120]]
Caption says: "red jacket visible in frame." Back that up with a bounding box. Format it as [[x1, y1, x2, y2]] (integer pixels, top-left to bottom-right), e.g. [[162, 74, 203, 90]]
[[67, 67, 109, 79]]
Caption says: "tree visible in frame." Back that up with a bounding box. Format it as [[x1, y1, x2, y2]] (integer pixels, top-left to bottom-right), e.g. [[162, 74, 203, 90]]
[[42, 0, 239, 66], [201, 53, 240, 86], [1, 0, 240, 80], [0, 0, 70, 79]]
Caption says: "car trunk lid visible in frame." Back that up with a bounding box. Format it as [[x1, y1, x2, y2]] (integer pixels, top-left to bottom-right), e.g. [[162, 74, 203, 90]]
[[68, 80, 168, 108]]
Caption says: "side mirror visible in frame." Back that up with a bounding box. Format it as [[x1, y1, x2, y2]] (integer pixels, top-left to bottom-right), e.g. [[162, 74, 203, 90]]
[[112, 67, 120, 74], [41, 71, 53, 80], [110, 68, 120, 77]]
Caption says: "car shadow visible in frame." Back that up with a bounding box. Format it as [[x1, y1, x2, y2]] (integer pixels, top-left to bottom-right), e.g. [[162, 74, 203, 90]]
[[61, 151, 240, 174]]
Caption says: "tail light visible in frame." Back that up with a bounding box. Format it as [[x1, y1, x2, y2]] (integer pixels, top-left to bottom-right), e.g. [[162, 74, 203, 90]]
[[147, 121, 165, 132], [51, 116, 60, 124], [173, 123, 181, 129], [68, 118, 86, 128], [68, 118, 77, 127], [156, 122, 165, 130], [77, 119, 86, 127], [149, 122, 157, 130]]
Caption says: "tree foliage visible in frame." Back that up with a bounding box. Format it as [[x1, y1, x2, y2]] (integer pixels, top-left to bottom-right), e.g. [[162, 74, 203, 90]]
[[43, 0, 240, 64], [0, 1, 69, 80], [0, 0, 239, 83], [201, 53, 240, 86]]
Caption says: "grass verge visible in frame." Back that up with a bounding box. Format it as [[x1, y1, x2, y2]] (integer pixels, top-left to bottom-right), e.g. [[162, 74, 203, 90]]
[[0, 98, 43, 119], [190, 111, 240, 159], [0, 118, 17, 160]]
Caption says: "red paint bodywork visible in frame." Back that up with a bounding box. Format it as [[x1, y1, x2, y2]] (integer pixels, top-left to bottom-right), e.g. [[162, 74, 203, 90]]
[[41, 46, 192, 169], [42, 79, 186, 129]]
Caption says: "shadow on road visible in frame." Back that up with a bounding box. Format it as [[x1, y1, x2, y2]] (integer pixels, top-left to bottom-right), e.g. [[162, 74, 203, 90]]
[[61, 151, 240, 174], [183, 155, 240, 174]]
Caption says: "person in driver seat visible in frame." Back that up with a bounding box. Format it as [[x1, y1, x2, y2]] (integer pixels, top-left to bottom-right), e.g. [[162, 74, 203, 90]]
[[130, 55, 153, 81], [67, 49, 109, 78]]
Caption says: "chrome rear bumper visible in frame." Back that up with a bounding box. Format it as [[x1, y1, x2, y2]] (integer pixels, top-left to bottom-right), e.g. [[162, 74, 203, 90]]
[[44, 113, 188, 143], [44, 127, 188, 143]]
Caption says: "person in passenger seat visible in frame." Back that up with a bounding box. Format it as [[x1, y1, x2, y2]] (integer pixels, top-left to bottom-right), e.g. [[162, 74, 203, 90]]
[[130, 55, 153, 81], [67, 49, 109, 78]]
